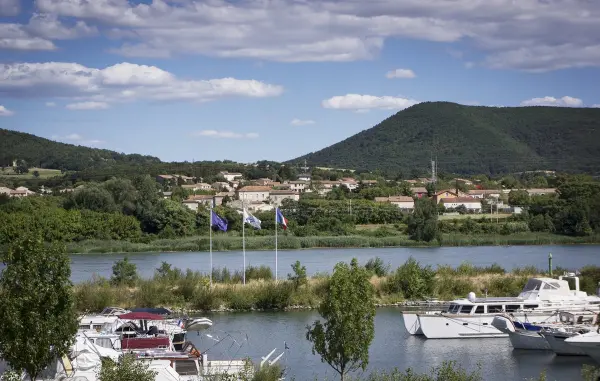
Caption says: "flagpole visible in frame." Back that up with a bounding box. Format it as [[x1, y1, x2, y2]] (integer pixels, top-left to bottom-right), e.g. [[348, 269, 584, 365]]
[[242, 204, 246, 285], [275, 208, 278, 282], [209, 207, 213, 288]]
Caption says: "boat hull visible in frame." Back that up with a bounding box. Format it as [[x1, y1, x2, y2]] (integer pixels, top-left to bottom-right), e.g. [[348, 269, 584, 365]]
[[418, 312, 559, 339], [508, 331, 550, 350], [417, 314, 507, 339], [542, 332, 588, 356], [401, 313, 423, 335], [565, 334, 600, 363]]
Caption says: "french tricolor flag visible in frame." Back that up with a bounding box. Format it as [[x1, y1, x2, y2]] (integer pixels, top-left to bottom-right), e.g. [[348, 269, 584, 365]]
[[275, 208, 288, 230]]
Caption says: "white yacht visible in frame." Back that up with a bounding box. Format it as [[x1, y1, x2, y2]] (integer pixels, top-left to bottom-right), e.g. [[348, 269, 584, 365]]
[[402, 274, 600, 339], [564, 331, 600, 363]]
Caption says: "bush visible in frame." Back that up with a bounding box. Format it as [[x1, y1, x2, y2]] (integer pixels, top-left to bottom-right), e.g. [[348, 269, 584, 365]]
[[365, 257, 390, 277], [110, 257, 138, 286], [383, 257, 435, 299], [288, 261, 307, 289]]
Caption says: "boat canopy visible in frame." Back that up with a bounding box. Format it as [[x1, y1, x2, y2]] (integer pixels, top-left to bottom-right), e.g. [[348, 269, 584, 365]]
[[119, 312, 164, 320], [130, 307, 174, 315]]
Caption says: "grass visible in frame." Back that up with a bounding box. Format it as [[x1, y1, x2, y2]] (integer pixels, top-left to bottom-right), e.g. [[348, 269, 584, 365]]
[[66, 232, 600, 254], [0, 167, 62, 179], [72, 258, 600, 313]]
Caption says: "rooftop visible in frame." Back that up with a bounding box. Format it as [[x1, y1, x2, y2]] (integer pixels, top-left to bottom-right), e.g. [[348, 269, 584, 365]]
[[440, 197, 481, 203], [237, 186, 271, 192]]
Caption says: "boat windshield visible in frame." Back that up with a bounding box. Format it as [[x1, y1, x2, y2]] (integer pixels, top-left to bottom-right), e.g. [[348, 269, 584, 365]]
[[522, 279, 543, 292], [447, 304, 460, 313]]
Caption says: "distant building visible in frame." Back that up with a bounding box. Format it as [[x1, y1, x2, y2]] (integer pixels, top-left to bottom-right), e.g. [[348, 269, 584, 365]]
[[289, 181, 308, 193], [0, 187, 13, 195], [340, 178, 358, 191], [434, 189, 469, 204], [441, 197, 482, 212], [10, 186, 35, 197], [527, 188, 556, 196], [468, 189, 502, 199], [411, 187, 428, 198], [360, 180, 378, 187], [374, 196, 414, 211], [219, 171, 243, 182], [181, 183, 212, 192], [269, 190, 300, 206], [297, 173, 312, 182], [212, 182, 233, 192], [182, 194, 221, 211], [237, 186, 271, 202]]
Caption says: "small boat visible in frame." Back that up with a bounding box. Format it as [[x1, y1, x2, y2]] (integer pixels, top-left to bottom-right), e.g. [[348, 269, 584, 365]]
[[185, 317, 213, 332], [564, 331, 600, 363]]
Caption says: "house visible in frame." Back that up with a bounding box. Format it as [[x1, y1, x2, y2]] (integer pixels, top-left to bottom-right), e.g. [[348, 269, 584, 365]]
[[162, 191, 172, 199], [289, 181, 308, 193], [360, 180, 378, 187], [453, 178, 474, 186], [219, 171, 243, 182], [10, 186, 35, 197], [237, 186, 271, 202], [433, 189, 469, 204], [405, 180, 418, 184], [182, 194, 221, 211], [527, 188, 556, 196], [340, 178, 358, 191], [230, 180, 241, 189], [155, 175, 175, 185], [441, 197, 482, 212], [212, 182, 233, 192], [269, 190, 300, 206], [312, 180, 339, 195], [468, 189, 502, 199], [182, 183, 212, 192], [178, 175, 195, 184], [297, 173, 312, 182], [59, 188, 75, 193], [374, 196, 415, 211], [254, 178, 277, 186], [0, 187, 13, 195], [411, 187, 428, 198]]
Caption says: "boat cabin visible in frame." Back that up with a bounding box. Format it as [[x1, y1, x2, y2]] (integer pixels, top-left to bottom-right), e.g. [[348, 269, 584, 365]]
[[445, 299, 540, 314]]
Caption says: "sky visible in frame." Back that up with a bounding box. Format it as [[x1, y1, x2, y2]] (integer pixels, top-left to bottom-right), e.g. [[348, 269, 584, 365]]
[[1, 0, 600, 163]]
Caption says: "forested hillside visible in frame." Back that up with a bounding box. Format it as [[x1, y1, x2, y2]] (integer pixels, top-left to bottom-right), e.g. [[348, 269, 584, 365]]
[[292, 102, 600, 175]]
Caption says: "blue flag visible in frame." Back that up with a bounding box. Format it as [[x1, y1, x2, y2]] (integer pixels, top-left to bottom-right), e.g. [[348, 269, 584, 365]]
[[211, 210, 228, 232]]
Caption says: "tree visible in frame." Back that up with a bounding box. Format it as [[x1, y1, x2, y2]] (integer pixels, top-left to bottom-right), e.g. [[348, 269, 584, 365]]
[[406, 199, 440, 242], [98, 354, 157, 381], [110, 257, 138, 286], [0, 234, 79, 380], [287, 260, 307, 289], [306, 258, 375, 381], [32, 170, 40, 178], [508, 190, 530, 206]]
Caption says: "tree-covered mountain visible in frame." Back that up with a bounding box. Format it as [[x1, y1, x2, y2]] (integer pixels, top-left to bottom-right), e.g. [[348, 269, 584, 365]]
[[0, 129, 161, 171], [291, 102, 600, 175]]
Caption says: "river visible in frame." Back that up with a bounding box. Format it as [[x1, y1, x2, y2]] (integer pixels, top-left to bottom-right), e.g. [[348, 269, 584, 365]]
[[189, 308, 597, 380], [69, 244, 600, 283]]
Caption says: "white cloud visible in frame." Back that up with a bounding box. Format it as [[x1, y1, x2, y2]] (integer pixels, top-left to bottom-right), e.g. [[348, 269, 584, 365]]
[[290, 119, 315, 126], [0, 105, 14, 116], [322, 94, 420, 112], [591, 104, 600, 108], [66, 101, 109, 110], [0, 0, 20, 16], [26, 13, 98, 40], [520, 96, 584, 107], [192, 130, 259, 139], [0, 24, 56, 50], [25, 0, 600, 70], [385, 68, 416, 79], [0, 62, 283, 107], [51, 133, 103, 146], [45, 101, 56, 107]]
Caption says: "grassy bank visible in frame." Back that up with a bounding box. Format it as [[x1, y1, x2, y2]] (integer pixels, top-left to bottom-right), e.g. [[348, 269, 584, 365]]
[[73, 259, 600, 313], [66, 233, 600, 254]]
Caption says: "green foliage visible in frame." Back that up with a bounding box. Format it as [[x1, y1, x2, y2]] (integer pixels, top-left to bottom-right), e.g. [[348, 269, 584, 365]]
[[0, 235, 79, 380], [407, 199, 440, 242], [383, 257, 435, 299], [364, 361, 482, 381], [306, 258, 376, 381], [98, 354, 157, 381], [291, 102, 600, 175], [110, 257, 138, 286], [508, 190, 530, 206], [288, 260, 308, 289], [581, 364, 600, 381], [364, 257, 390, 277]]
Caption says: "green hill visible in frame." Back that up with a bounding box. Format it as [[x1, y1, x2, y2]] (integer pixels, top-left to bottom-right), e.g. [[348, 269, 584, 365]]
[[291, 102, 600, 175], [0, 129, 161, 172]]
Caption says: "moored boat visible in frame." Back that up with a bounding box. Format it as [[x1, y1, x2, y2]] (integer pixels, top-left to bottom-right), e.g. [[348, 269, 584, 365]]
[[402, 274, 600, 339]]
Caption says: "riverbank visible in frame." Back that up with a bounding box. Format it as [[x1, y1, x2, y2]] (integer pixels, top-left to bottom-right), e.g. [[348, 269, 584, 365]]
[[73, 259, 600, 313], [66, 232, 600, 254]]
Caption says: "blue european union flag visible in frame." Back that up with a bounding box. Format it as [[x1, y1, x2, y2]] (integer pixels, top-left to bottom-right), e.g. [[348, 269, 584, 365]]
[[211, 210, 228, 232]]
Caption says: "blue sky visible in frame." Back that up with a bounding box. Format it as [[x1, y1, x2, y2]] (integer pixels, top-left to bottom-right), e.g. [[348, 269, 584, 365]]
[[1, 0, 599, 163]]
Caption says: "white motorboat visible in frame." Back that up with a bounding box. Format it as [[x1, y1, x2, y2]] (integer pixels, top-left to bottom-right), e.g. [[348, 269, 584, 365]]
[[185, 317, 213, 332], [402, 274, 600, 339], [492, 310, 598, 352], [78, 306, 129, 331], [564, 331, 600, 363]]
